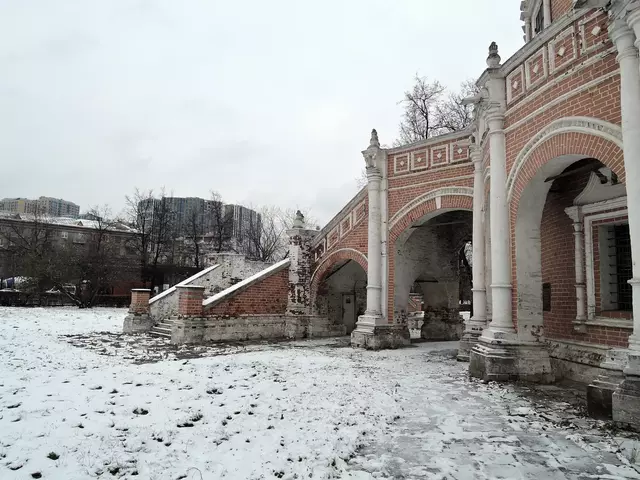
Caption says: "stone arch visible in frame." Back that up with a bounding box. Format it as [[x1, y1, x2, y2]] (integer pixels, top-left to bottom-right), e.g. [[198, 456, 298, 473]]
[[310, 248, 368, 306], [507, 117, 624, 204], [310, 248, 368, 329], [508, 118, 625, 338], [389, 188, 474, 244]]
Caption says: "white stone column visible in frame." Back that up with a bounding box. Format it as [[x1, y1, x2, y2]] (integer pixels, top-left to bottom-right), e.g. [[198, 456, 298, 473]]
[[543, 0, 552, 28], [565, 206, 587, 331], [457, 144, 487, 360], [351, 130, 410, 349], [469, 146, 487, 330], [365, 166, 383, 316], [485, 108, 515, 336], [613, 16, 640, 353], [525, 19, 532, 42]]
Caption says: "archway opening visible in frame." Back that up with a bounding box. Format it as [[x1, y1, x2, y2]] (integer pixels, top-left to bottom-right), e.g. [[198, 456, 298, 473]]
[[394, 209, 473, 340], [314, 260, 367, 334], [515, 155, 627, 342]]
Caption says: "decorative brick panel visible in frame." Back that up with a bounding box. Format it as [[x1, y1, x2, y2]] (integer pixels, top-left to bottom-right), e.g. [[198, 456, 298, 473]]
[[578, 10, 608, 55], [507, 66, 525, 104], [549, 26, 578, 74]]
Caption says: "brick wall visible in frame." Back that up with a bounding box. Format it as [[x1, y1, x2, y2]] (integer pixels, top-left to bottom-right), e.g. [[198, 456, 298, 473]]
[[205, 270, 288, 317], [178, 287, 204, 316], [551, 0, 573, 21], [539, 169, 631, 348], [129, 289, 151, 314]]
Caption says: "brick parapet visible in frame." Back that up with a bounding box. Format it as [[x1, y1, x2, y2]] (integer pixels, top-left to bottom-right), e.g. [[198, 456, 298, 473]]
[[129, 289, 151, 314]]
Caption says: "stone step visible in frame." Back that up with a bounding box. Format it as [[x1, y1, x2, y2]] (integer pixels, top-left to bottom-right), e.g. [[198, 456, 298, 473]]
[[150, 326, 171, 338], [156, 322, 172, 329]]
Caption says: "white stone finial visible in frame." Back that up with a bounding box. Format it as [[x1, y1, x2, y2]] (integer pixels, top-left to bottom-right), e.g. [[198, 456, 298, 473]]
[[369, 129, 380, 148], [487, 42, 501, 68], [292, 210, 304, 228]]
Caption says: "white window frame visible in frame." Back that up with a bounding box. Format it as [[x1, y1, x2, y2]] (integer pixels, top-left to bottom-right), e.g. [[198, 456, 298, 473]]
[[583, 196, 632, 328]]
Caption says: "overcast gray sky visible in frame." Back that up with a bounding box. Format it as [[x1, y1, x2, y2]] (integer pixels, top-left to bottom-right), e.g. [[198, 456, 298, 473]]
[[0, 0, 523, 224]]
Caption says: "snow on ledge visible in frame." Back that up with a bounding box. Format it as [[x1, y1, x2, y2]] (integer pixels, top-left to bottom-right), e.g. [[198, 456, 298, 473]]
[[149, 264, 220, 304], [203, 258, 290, 308]]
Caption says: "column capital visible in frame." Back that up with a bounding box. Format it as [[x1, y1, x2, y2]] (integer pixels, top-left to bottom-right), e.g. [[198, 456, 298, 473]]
[[485, 108, 505, 132], [627, 2, 640, 29], [610, 19, 638, 61], [366, 166, 382, 181], [564, 205, 582, 223]]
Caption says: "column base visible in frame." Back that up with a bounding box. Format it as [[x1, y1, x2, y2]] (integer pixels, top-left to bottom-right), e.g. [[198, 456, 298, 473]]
[[420, 307, 464, 341], [122, 313, 153, 334], [457, 331, 481, 362], [613, 351, 640, 430], [469, 337, 554, 383], [351, 315, 410, 350], [587, 348, 627, 419]]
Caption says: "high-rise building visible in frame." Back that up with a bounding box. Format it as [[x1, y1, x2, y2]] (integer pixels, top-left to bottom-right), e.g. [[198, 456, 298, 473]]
[[136, 196, 261, 257], [0, 197, 80, 218]]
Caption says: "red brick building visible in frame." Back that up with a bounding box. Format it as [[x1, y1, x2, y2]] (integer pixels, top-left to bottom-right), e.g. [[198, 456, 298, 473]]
[[308, 0, 640, 424]]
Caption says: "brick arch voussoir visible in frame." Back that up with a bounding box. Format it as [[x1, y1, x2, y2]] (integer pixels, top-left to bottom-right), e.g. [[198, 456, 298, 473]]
[[509, 132, 624, 212], [389, 195, 474, 245]]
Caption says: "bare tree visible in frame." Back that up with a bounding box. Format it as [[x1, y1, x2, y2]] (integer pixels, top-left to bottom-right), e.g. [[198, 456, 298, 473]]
[[51, 206, 135, 307], [208, 191, 234, 253], [245, 206, 316, 263], [396, 76, 446, 146], [396, 77, 478, 146], [0, 207, 56, 297], [123, 187, 175, 290], [434, 79, 479, 133], [124, 188, 154, 275], [184, 204, 204, 268], [0, 206, 136, 307]]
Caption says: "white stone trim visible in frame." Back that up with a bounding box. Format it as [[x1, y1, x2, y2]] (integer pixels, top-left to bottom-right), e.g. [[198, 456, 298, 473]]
[[149, 264, 220, 304], [393, 154, 410, 174], [388, 187, 473, 231], [388, 129, 470, 154], [506, 65, 525, 104], [589, 317, 634, 329], [524, 47, 548, 90], [504, 52, 618, 131], [449, 142, 470, 163], [583, 197, 629, 322], [388, 161, 471, 184], [506, 117, 623, 202], [310, 248, 368, 285], [430, 144, 449, 167], [578, 10, 607, 56], [389, 173, 473, 192], [410, 150, 428, 171], [203, 258, 290, 307], [548, 25, 578, 74]]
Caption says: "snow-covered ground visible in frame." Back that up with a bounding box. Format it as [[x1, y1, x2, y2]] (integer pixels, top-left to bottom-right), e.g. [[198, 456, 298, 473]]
[[1, 307, 640, 479]]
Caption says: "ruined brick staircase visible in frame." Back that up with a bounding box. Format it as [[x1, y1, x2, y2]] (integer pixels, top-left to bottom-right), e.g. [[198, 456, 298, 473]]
[[150, 320, 172, 339]]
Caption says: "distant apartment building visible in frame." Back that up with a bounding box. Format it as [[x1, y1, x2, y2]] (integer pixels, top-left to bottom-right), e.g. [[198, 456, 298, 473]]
[[0, 196, 80, 218], [137, 196, 261, 260]]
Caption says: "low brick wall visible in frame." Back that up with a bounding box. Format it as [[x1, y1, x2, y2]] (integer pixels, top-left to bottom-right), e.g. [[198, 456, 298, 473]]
[[203, 259, 290, 316], [170, 314, 346, 344]]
